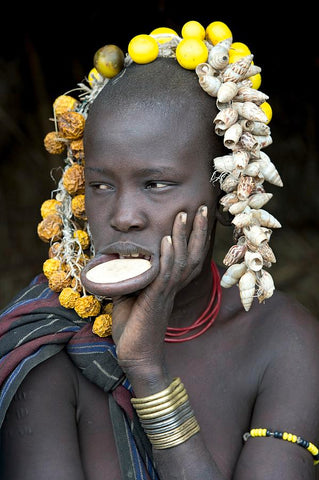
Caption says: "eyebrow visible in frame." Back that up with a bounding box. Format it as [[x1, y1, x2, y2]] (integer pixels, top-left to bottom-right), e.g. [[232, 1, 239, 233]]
[[85, 166, 178, 176]]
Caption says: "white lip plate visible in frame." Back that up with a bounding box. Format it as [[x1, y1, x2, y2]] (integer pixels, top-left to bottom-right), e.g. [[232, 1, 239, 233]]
[[86, 258, 152, 284]]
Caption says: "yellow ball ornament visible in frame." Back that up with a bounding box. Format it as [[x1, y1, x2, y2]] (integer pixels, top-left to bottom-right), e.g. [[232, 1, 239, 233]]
[[43, 258, 61, 278], [92, 314, 112, 337], [229, 42, 251, 63], [176, 38, 208, 70], [150, 27, 178, 44], [250, 72, 262, 89], [260, 102, 272, 124], [74, 295, 101, 318], [181, 20, 205, 40], [88, 67, 104, 86], [206, 21, 232, 45], [74, 230, 90, 250], [128, 34, 159, 64], [59, 287, 81, 309]]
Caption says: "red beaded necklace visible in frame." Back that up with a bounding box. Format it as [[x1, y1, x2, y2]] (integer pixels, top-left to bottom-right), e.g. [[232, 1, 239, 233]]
[[165, 261, 222, 343]]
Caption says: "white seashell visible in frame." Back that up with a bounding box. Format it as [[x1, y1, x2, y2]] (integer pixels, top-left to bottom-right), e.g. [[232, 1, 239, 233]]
[[251, 209, 282, 228], [224, 123, 243, 149], [238, 118, 255, 132], [256, 270, 275, 303], [257, 242, 276, 264], [240, 131, 259, 151], [234, 86, 269, 105], [195, 62, 217, 78], [233, 150, 250, 170], [220, 174, 239, 192], [243, 225, 268, 247], [232, 211, 252, 228], [237, 175, 255, 201], [220, 262, 247, 288], [223, 243, 247, 266], [214, 154, 235, 173], [243, 161, 260, 177], [208, 40, 231, 70], [255, 135, 273, 149], [219, 192, 238, 211], [239, 270, 256, 311], [229, 200, 249, 215], [257, 152, 283, 187], [232, 102, 268, 123], [214, 107, 238, 134], [244, 251, 263, 271], [199, 75, 222, 97], [222, 55, 254, 83], [217, 82, 239, 103], [251, 122, 271, 136], [248, 192, 273, 209], [243, 64, 262, 79]]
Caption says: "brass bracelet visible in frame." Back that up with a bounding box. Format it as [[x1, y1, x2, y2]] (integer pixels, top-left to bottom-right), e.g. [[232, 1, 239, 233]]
[[132, 382, 185, 410], [131, 377, 181, 405], [152, 423, 201, 450], [134, 389, 188, 416], [135, 392, 189, 420], [147, 416, 199, 441]]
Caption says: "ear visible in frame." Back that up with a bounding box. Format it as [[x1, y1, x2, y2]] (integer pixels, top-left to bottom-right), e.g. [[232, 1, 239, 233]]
[[215, 203, 233, 227]]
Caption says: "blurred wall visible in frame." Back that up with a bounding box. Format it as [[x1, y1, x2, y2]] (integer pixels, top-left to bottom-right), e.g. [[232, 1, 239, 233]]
[[1, 2, 318, 316]]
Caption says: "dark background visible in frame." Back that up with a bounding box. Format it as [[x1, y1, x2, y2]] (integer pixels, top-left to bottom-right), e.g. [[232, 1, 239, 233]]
[[1, 2, 318, 316]]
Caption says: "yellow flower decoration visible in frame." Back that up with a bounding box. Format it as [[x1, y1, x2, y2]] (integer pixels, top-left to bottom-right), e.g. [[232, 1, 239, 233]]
[[43, 258, 61, 278], [74, 295, 101, 318], [59, 287, 81, 309], [92, 313, 112, 337], [74, 229, 90, 250]]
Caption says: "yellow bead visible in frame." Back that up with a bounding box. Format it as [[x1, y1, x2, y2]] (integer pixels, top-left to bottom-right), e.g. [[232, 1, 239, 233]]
[[176, 38, 208, 70], [205, 21, 232, 45], [229, 42, 251, 63], [128, 34, 159, 64], [262, 429, 267, 436], [260, 101, 272, 124], [150, 27, 178, 44], [93, 45, 125, 78], [292, 435, 297, 443], [250, 72, 262, 90], [88, 67, 104, 87], [181, 20, 206, 40], [283, 432, 288, 440]]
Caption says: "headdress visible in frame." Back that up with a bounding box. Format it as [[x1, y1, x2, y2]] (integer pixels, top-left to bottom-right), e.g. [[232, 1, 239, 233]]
[[39, 20, 283, 332]]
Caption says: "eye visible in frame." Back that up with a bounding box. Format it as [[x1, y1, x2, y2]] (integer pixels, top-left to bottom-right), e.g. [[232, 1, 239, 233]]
[[145, 181, 171, 190], [90, 183, 114, 191]]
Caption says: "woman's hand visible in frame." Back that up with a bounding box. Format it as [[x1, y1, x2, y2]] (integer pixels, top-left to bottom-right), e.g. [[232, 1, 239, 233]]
[[111, 205, 209, 392]]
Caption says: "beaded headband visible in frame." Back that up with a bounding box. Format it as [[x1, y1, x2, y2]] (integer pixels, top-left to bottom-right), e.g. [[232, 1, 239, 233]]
[[39, 20, 283, 333]]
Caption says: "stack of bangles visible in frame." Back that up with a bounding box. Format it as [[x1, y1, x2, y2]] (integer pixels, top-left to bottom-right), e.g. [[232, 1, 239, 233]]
[[131, 377, 200, 449]]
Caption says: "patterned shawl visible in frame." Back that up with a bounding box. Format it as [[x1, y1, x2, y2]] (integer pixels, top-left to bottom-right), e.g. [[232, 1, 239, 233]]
[[0, 274, 159, 480]]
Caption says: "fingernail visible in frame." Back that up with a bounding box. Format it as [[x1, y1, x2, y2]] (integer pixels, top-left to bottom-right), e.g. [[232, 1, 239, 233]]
[[200, 206, 208, 217], [166, 235, 172, 244], [180, 212, 187, 224]]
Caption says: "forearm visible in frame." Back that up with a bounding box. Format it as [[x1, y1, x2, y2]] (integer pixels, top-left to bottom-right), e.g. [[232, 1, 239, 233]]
[[126, 368, 226, 480]]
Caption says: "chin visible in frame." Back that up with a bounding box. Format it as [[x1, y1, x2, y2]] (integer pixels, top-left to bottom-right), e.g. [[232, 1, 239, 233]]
[[80, 253, 160, 298]]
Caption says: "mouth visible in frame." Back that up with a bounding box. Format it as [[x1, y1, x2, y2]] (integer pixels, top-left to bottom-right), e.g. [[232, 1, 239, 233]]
[[80, 243, 159, 298]]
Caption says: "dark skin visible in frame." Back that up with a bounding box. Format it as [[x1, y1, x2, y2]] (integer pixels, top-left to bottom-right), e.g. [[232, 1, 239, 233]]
[[1, 59, 319, 479]]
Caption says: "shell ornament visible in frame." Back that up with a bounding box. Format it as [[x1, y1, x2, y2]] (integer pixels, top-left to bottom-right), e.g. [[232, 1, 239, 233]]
[[40, 20, 282, 322]]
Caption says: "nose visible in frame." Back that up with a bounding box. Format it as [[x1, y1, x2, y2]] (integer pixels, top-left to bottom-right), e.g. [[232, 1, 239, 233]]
[[110, 190, 147, 232]]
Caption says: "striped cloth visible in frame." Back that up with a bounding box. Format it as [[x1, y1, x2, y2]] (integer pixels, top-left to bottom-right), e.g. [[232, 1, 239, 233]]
[[0, 274, 159, 480]]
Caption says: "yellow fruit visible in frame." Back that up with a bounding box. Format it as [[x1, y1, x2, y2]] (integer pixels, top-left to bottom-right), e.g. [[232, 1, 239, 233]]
[[128, 34, 159, 64], [260, 102, 272, 124], [181, 20, 205, 40], [93, 45, 125, 78], [206, 21, 232, 45], [250, 72, 262, 90], [150, 27, 178, 44], [176, 38, 208, 70], [229, 42, 251, 63], [88, 67, 104, 86]]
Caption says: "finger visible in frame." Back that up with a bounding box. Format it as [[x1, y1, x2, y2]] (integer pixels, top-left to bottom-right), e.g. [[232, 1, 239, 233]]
[[170, 211, 188, 275], [187, 205, 209, 269]]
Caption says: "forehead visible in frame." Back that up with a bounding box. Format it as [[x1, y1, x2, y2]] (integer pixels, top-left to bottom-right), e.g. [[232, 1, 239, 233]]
[[84, 59, 221, 167]]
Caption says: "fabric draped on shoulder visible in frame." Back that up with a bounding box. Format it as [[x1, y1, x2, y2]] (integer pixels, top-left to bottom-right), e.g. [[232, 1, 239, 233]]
[[0, 274, 158, 480]]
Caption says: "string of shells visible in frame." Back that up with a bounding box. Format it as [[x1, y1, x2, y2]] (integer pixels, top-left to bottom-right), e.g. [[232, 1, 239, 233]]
[[194, 37, 283, 311]]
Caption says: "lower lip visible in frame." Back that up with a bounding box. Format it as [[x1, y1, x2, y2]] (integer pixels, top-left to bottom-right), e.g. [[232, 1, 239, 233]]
[[80, 254, 159, 297]]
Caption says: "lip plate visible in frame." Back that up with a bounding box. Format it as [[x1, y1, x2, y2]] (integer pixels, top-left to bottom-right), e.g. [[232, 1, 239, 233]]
[[80, 252, 159, 298]]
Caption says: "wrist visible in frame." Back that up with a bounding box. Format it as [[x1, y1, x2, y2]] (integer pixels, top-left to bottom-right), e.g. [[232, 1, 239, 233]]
[[123, 363, 172, 398]]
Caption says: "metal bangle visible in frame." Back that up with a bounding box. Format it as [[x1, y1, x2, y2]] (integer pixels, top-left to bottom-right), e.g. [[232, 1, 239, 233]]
[[134, 389, 188, 415], [139, 400, 192, 425], [131, 377, 181, 405]]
